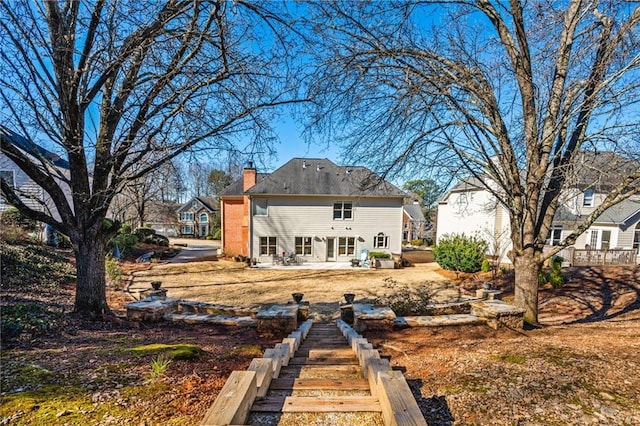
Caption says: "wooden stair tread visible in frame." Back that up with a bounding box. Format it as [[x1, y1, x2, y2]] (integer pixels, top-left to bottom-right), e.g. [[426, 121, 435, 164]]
[[251, 396, 381, 413], [270, 378, 370, 390], [289, 356, 359, 365]]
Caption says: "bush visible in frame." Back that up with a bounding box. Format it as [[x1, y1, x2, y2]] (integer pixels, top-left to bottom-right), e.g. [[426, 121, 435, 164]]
[[375, 278, 437, 316], [1, 303, 65, 345], [368, 251, 391, 259], [134, 227, 156, 239], [481, 258, 491, 273], [108, 227, 139, 258], [0, 242, 76, 289], [549, 257, 565, 288], [433, 233, 488, 273], [1, 207, 37, 231], [410, 239, 424, 246]]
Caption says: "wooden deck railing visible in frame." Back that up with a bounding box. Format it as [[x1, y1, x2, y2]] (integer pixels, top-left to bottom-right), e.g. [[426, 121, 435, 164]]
[[547, 246, 638, 266]]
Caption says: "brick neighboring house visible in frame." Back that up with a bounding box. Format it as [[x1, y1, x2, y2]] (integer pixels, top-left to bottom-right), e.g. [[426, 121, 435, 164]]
[[436, 152, 640, 264], [220, 158, 407, 262], [176, 197, 219, 238]]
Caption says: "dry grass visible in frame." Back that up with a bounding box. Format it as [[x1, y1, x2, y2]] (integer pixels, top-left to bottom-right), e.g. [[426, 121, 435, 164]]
[[127, 260, 458, 318]]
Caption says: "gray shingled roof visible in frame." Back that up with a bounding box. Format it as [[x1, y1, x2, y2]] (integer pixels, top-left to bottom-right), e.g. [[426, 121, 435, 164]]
[[439, 176, 485, 203], [220, 173, 269, 196], [1, 126, 70, 169], [240, 158, 405, 197], [176, 197, 219, 213], [404, 204, 426, 221], [553, 197, 640, 229]]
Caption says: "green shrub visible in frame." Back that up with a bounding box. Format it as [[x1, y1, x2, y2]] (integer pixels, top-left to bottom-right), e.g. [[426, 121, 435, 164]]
[[549, 258, 565, 288], [433, 234, 488, 273], [538, 268, 548, 285], [0, 243, 75, 289], [1, 303, 65, 345], [146, 234, 169, 246], [212, 229, 222, 239], [105, 257, 123, 287], [134, 227, 156, 239], [410, 239, 424, 246], [1, 207, 37, 231], [481, 258, 491, 273], [108, 231, 138, 257], [369, 251, 391, 259]]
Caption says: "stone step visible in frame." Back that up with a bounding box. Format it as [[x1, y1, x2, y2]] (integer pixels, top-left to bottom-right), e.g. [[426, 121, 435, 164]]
[[163, 313, 257, 327], [394, 314, 484, 328]]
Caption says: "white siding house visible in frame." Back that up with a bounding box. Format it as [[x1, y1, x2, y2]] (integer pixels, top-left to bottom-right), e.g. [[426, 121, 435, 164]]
[[437, 153, 640, 264], [436, 177, 512, 262], [1, 127, 71, 221], [221, 158, 406, 263]]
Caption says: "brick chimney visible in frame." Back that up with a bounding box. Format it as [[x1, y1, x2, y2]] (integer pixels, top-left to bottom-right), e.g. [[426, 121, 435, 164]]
[[243, 161, 256, 191]]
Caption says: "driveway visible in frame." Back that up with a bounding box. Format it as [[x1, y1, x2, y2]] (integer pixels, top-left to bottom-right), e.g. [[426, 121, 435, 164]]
[[168, 238, 220, 263]]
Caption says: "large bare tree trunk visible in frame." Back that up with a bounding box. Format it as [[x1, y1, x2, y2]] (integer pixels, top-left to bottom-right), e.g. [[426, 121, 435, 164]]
[[73, 237, 109, 319], [513, 252, 542, 325]]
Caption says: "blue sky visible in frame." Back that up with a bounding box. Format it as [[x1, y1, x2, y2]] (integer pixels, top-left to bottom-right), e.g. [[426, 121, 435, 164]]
[[265, 116, 341, 170]]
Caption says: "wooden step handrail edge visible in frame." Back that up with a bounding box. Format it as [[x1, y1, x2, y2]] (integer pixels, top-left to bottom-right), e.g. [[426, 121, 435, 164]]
[[336, 319, 428, 426], [200, 319, 314, 425]]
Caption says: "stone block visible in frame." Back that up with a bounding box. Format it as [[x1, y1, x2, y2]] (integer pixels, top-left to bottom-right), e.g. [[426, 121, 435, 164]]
[[256, 304, 298, 335], [352, 303, 396, 333]]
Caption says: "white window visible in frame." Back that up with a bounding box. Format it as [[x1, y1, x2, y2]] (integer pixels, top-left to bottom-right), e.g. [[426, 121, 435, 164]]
[[587, 229, 612, 250], [199, 213, 208, 222], [181, 225, 193, 234], [180, 212, 194, 221], [260, 236, 277, 255], [338, 237, 355, 256], [546, 226, 563, 246], [254, 199, 268, 216], [295, 236, 312, 256], [374, 232, 390, 249], [583, 189, 595, 207], [333, 201, 353, 220]]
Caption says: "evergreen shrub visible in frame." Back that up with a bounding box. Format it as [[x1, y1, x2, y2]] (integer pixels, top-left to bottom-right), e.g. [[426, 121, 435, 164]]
[[433, 233, 488, 273]]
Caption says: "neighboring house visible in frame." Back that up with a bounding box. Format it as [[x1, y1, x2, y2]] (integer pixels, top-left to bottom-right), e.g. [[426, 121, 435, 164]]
[[176, 197, 219, 238], [0, 127, 70, 219], [437, 153, 640, 264], [143, 201, 181, 237], [402, 203, 428, 242], [220, 158, 406, 262]]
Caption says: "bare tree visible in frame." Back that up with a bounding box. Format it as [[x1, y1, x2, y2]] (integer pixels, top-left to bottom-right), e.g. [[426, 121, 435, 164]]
[[303, 1, 640, 323], [0, 0, 298, 318]]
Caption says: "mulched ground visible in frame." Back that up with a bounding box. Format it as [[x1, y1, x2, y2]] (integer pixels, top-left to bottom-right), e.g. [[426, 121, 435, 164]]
[[1, 242, 639, 425]]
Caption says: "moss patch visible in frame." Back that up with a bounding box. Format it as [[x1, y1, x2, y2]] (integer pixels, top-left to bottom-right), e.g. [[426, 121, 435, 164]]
[[493, 352, 527, 364], [128, 343, 205, 360], [222, 344, 263, 360]]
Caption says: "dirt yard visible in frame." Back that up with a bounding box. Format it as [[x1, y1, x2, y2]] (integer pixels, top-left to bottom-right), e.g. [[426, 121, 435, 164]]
[[2, 242, 639, 425], [125, 259, 459, 319]]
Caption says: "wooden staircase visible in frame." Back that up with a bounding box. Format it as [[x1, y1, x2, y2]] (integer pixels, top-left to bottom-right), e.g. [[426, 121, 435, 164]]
[[201, 321, 426, 425], [247, 323, 384, 424]]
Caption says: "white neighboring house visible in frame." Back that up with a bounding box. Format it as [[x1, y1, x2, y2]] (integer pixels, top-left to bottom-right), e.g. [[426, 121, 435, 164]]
[[0, 127, 71, 221], [437, 153, 640, 264], [220, 158, 406, 262], [436, 177, 513, 262]]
